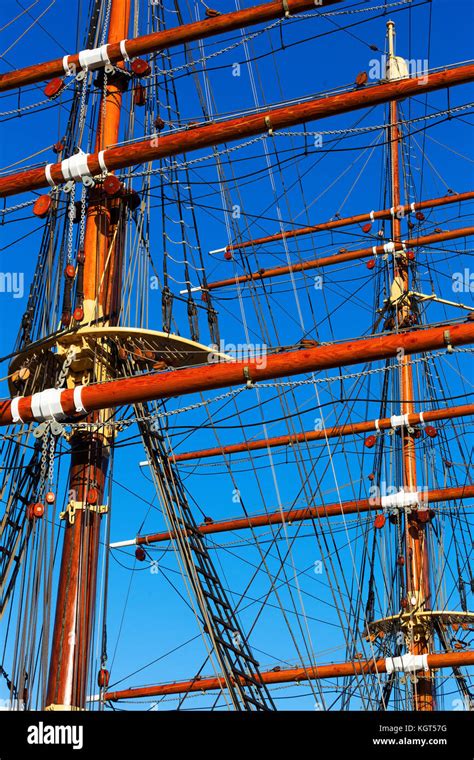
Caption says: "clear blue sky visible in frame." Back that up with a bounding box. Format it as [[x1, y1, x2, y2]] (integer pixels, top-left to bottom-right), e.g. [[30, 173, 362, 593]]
[[0, 0, 473, 711]]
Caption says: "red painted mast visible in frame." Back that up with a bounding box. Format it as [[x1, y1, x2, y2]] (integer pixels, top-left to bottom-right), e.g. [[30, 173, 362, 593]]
[[45, 0, 131, 711], [1, 63, 474, 198], [386, 20, 432, 711]]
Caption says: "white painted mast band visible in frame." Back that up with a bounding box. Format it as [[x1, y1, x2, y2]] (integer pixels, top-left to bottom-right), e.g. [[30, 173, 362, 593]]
[[11, 396, 25, 424], [119, 39, 130, 61], [73, 386, 87, 414], [45, 164, 56, 187], [385, 653, 429, 674]]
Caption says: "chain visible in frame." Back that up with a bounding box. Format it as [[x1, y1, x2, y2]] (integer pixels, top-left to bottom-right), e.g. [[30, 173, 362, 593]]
[[66, 184, 76, 265], [79, 184, 87, 249], [77, 71, 89, 146], [48, 432, 55, 489], [0, 199, 36, 216], [38, 428, 50, 499], [100, 0, 112, 45], [55, 348, 76, 389]]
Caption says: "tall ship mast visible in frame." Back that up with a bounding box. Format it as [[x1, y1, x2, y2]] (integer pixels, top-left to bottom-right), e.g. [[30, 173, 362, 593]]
[[0, 0, 473, 715]]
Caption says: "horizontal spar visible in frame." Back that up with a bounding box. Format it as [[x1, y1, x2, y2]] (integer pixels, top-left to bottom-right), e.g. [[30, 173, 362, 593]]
[[3, 321, 474, 427], [220, 190, 474, 253], [102, 651, 474, 701], [206, 226, 474, 290], [169, 404, 474, 462], [108, 486, 474, 548], [0, 0, 344, 93], [2, 64, 474, 198]]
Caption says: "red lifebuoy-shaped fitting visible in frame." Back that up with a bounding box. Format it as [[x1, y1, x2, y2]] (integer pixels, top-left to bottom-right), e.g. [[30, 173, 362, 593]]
[[406, 250, 415, 261], [417, 509, 430, 523], [135, 547, 146, 562], [45, 492, 55, 504], [397, 555, 405, 566], [103, 174, 122, 196], [374, 514, 386, 530], [33, 195, 52, 219], [87, 488, 99, 505], [44, 78, 65, 98], [366, 259, 376, 270], [73, 306, 84, 321], [415, 211, 425, 221], [97, 669, 110, 688], [131, 59, 151, 77], [29, 503, 44, 519], [224, 251, 233, 261], [425, 425, 437, 438], [362, 222, 372, 233], [65, 264, 76, 279], [364, 434, 377, 449]]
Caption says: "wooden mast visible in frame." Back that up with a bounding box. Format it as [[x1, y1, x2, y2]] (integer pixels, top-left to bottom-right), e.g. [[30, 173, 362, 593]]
[[386, 19, 433, 711], [45, 0, 131, 711]]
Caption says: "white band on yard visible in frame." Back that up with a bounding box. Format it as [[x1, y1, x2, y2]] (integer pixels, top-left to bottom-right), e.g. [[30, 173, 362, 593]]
[[381, 490, 420, 511], [410, 202, 416, 213], [63, 55, 72, 75], [369, 210, 375, 222], [120, 39, 130, 61], [78, 44, 110, 71], [98, 150, 108, 173], [45, 164, 56, 187], [385, 653, 429, 675], [30, 389, 66, 421], [374, 419, 381, 432], [419, 411, 425, 426], [383, 241, 396, 255], [11, 396, 24, 423], [61, 151, 91, 182], [390, 413, 409, 429], [73, 385, 87, 414]]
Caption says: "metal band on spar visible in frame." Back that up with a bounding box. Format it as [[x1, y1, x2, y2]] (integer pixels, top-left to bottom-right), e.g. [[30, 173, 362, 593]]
[[3, 321, 474, 427], [2, 64, 474, 198]]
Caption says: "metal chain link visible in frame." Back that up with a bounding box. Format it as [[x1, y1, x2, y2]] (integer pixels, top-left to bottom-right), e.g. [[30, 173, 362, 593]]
[[55, 348, 76, 389], [79, 184, 87, 248], [66, 184, 76, 265]]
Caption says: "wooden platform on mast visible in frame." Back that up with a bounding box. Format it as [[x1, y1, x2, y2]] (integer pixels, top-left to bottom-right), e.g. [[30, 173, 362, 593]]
[[8, 326, 231, 393], [365, 611, 474, 640]]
